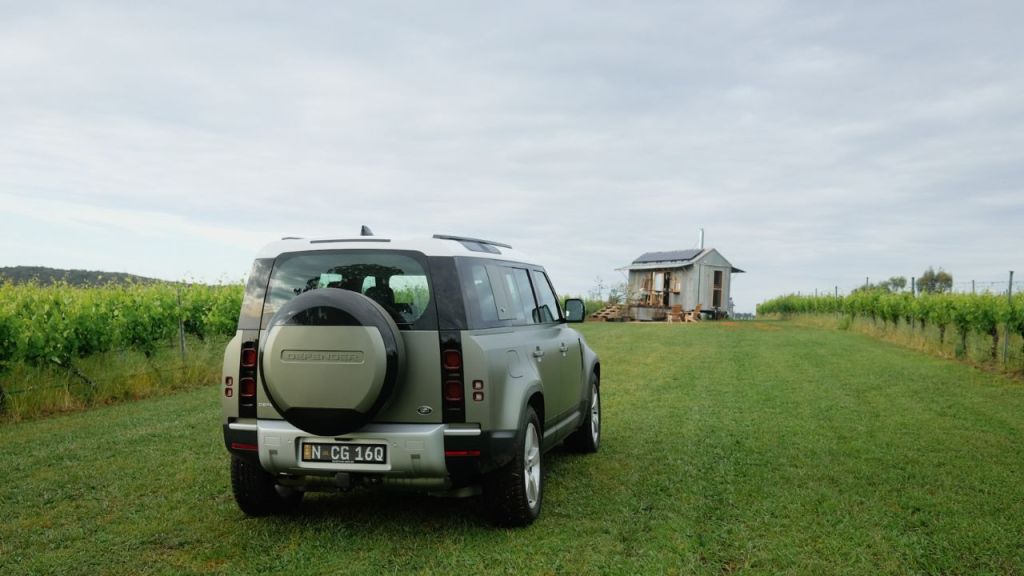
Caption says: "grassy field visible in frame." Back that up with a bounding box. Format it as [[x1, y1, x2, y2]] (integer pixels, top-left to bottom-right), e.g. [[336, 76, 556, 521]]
[[0, 337, 228, 422], [2, 322, 1023, 575]]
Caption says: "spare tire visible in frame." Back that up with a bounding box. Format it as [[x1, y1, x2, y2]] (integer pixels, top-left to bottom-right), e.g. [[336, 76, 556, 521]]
[[259, 288, 404, 437]]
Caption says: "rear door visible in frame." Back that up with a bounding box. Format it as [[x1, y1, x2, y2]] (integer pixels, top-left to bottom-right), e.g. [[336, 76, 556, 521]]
[[483, 265, 567, 425], [529, 270, 582, 423]]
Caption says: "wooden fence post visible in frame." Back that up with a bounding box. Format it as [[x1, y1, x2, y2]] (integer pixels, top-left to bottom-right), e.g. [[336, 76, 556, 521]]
[[177, 289, 187, 365], [1005, 271, 1014, 365]]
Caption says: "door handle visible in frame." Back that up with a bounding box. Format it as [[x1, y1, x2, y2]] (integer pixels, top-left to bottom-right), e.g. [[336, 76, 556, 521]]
[[559, 343, 568, 356], [533, 347, 545, 359]]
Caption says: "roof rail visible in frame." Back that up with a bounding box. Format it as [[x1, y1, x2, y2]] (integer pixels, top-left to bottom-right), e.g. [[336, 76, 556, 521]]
[[309, 238, 391, 244], [432, 234, 512, 249], [281, 236, 304, 240]]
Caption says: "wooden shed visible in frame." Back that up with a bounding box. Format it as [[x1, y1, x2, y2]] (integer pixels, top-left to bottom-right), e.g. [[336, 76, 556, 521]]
[[621, 248, 743, 320]]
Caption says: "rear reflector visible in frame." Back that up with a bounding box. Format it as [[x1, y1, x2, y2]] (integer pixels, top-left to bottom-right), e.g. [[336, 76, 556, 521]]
[[231, 442, 258, 452], [444, 450, 480, 457], [241, 348, 257, 367], [240, 377, 256, 398]]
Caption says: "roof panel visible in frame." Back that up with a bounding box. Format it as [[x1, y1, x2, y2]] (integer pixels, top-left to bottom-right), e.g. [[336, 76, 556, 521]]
[[632, 249, 703, 264]]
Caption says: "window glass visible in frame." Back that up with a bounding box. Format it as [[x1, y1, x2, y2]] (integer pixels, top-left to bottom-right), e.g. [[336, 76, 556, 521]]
[[505, 268, 537, 324], [238, 259, 273, 330], [531, 270, 561, 323], [264, 251, 431, 328], [468, 262, 499, 323]]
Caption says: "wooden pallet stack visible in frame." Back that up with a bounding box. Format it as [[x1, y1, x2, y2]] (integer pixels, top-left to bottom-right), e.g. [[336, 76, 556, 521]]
[[590, 304, 623, 321]]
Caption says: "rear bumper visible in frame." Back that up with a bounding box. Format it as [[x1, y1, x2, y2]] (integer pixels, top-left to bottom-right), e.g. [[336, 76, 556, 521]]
[[224, 420, 517, 479]]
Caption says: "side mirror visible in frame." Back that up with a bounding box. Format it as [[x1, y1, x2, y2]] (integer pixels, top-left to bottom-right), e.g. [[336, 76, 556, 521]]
[[564, 298, 586, 323]]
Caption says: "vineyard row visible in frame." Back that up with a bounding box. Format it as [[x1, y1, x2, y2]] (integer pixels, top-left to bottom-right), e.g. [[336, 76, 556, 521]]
[[0, 282, 243, 370], [758, 291, 1024, 359]]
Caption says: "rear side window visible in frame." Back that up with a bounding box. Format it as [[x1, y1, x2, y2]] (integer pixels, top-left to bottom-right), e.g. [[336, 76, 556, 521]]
[[458, 258, 549, 329], [468, 263, 499, 322], [498, 267, 536, 323], [262, 251, 434, 329]]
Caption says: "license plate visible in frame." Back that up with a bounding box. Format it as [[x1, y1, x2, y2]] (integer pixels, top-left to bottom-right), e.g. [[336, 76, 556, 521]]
[[301, 442, 387, 464]]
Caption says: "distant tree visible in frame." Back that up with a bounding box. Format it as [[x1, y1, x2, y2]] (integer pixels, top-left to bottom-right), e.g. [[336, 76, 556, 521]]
[[878, 276, 907, 293], [918, 267, 953, 294], [607, 283, 626, 305], [589, 276, 606, 302]]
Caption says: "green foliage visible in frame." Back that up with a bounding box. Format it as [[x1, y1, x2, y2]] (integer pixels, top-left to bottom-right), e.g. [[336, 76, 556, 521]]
[[0, 281, 243, 369]]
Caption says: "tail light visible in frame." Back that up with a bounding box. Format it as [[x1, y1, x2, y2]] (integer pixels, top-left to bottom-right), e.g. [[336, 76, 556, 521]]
[[238, 341, 258, 417], [240, 377, 257, 398], [445, 380, 464, 402], [443, 349, 462, 370], [439, 331, 465, 422]]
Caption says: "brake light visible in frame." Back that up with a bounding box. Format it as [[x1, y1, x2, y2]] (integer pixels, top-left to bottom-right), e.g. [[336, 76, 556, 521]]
[[445, 380, 464, 402], [237, 341, 259, 417], [443, 349, 462, 370], [240, 377, 256, 398], [439, 331, 465, 422]]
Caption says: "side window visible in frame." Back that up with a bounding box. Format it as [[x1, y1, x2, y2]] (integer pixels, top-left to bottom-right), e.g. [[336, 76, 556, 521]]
[[531, 270, 561, 323], [483, 265, 536, 325], [456, 258, 546, 328], [507, 268, 537, 323]]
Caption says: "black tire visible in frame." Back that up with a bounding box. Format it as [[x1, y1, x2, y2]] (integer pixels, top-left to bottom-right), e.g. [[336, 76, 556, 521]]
[[565, 375, 600, 453], [230, 455, 302, 516], [482, 407, 543, 526]]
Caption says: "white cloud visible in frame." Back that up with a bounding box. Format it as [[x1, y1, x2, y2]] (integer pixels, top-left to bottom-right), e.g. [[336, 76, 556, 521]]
[[0, 0, 1022, 309]]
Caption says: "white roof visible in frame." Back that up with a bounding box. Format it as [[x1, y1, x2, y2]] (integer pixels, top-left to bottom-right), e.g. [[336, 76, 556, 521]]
[[254, 235, 534, 264]]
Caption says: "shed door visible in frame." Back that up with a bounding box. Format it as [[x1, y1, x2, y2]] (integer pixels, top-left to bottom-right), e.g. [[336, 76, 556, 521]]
[[713, 270, 723, 308]]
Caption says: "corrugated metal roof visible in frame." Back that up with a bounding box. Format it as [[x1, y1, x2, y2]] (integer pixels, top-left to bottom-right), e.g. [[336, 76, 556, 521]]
[[632, 249, 703, 264]]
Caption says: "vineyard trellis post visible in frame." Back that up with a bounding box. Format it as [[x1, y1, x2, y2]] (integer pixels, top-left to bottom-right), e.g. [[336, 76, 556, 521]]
[[177, 288, 187, 365], [1005, 270, 1014, 365]]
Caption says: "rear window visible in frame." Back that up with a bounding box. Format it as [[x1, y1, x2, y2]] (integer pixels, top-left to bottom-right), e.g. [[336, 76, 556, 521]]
[[261, 250, 433, 329]]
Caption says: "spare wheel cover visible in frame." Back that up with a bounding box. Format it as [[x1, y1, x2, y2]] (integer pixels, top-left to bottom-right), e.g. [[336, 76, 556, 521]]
[[260, 288, 404, 436]]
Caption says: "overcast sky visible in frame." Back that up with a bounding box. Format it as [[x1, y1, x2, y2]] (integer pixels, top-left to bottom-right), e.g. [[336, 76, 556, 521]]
[[1, 1, 1021, 312]]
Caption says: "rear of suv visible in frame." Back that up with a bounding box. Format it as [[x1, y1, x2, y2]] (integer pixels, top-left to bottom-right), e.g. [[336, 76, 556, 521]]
[[221, 233, 601, 525]]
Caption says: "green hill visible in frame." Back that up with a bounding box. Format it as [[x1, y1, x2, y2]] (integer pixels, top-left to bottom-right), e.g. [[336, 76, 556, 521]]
[[0, 266, 161, 286]]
